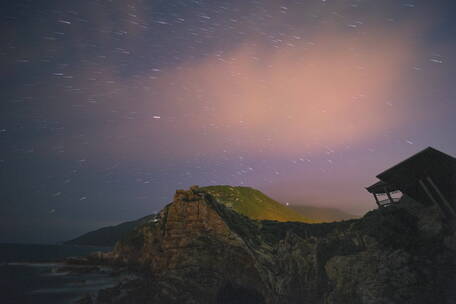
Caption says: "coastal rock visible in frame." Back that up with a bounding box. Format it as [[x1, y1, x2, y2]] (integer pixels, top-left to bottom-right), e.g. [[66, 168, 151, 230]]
[[100, 187, 455, 303]]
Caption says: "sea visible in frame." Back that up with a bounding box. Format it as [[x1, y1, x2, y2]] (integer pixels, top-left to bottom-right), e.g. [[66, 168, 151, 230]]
[[0, 243, 117, 304]]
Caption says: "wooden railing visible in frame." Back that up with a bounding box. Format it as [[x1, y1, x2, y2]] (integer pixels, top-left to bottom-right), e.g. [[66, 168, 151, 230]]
[[378, 197, 401, 206]]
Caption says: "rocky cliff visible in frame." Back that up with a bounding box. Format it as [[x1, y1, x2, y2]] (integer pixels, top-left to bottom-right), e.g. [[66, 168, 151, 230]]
[[97, 186, 456, 304]]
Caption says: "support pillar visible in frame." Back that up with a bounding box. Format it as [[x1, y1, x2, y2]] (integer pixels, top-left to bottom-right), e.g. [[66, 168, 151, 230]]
[[385, 188, 395, 205], [373, 193, 381, 208]]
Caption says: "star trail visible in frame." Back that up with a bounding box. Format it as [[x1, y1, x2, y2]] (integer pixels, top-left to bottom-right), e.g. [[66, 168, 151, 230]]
[[1, 0, 456, 243]]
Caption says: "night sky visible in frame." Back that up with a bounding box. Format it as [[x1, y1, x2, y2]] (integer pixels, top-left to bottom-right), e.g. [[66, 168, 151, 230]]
[[1, 0, 456, 244]]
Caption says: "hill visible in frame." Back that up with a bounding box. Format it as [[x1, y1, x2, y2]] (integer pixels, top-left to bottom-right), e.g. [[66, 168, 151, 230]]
[[66, 186, 316, 246], [289, 204, 358, 222], [200, 185, 316, 223], [65, 215, 156, 247]]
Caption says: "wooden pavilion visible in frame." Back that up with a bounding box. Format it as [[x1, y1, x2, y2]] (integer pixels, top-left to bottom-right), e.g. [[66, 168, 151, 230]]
[[366, 147, 456, 218]]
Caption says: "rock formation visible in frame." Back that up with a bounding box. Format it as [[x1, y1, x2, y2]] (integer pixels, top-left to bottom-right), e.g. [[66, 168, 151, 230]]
[[93, 186, 456, 304]]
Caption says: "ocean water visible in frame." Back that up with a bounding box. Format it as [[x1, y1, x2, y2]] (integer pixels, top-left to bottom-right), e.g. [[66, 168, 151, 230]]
[[0, 243, 115, 304]]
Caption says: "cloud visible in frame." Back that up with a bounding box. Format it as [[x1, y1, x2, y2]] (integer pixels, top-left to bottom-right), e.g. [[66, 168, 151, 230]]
[[30, 6, 427, 163], [148, 26, 420, 157]]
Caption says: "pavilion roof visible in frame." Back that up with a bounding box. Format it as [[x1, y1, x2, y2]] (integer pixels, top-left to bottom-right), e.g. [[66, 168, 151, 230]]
[[366, 180, 400, 194], [365, 147, 456, 201], [377, 147, 455, 183]]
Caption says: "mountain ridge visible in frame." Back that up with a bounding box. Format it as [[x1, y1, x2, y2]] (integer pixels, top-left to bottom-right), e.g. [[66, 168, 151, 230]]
[[65, 215, 156, 247], [289, 204, 358, 222], [67, 185, 336, 246]]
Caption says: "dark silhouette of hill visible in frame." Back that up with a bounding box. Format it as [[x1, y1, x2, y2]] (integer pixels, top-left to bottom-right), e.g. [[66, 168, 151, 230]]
[[289, 204, 358, 222], [66, 186, 356, 246], [65, 215, 156, 247]]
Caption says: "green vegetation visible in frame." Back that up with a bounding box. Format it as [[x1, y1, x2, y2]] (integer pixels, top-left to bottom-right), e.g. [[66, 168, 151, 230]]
[[200, 185, 316, 223]]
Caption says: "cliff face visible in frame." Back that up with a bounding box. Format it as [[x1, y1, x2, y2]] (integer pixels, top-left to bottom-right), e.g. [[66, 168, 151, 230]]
[[108, 186, 456, 304]]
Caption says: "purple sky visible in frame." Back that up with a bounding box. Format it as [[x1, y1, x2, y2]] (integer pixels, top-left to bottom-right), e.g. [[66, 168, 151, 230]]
[[1, 0, 456, 243]]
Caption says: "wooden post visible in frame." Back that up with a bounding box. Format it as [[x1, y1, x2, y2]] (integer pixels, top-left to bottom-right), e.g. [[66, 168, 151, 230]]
[[373, 193, 381, 208], [385, 188, 395, 205]]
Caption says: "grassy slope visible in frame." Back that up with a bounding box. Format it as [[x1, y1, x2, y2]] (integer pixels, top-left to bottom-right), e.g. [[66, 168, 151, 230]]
[[200, 185, 316, 223]]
